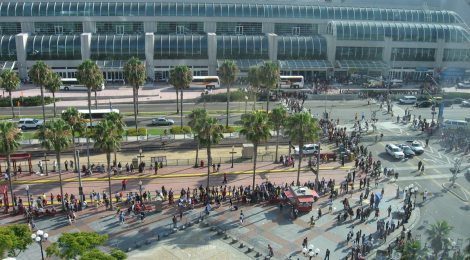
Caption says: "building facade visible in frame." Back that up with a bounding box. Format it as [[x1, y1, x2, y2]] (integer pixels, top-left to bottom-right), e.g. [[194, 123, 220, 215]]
[[0, 1, 469, 83]]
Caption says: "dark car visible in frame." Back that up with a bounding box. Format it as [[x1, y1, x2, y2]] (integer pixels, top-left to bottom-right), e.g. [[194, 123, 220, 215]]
[[397, 144, 416, 158], [415, 100, 432, 108], [461, 100, 470, 107]]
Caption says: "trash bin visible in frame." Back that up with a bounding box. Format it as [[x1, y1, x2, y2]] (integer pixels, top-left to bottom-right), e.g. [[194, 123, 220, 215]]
[[155, 196, 163, 213], [132, 158, 138, 169]]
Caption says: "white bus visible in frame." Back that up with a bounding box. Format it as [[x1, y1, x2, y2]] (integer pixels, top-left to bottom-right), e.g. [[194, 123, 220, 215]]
[[191, 76, 220, 89], [62, 108, 119, 127], [60, 78, 105, 91], [279, 76, 305, 89]]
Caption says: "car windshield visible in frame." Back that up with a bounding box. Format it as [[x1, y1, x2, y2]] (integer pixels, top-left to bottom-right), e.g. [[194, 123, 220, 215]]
[[33, 119, 38, 123], [392, 148, 400, 152]]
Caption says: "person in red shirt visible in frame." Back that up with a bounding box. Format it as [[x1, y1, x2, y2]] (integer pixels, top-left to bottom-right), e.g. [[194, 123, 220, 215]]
[[50, 193, 54, 204]]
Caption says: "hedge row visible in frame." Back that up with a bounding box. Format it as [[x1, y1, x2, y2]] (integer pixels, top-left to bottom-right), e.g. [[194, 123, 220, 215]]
[[199, 89, 256, 102], [0, 96, 55, 107], [127, 128, 148, 136], [169, 126, 192, 134]]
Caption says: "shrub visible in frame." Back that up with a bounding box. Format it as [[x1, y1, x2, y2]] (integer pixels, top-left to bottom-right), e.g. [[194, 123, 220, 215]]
[[199, 90, 255, 103], [223, 125, 236, 133], [0, 96, 56, 107], [169, 126, 192, 134], [127, 128, 147, 136]]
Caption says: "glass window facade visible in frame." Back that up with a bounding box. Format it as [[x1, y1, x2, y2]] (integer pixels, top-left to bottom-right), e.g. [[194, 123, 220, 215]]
[[391, 48, 436, 61], [216, 22, 262, 35], [34, 22, 83, 35], [336, 47, 383, 60], [26, 35, 81, 60], [0, 2, 459, 24], [156, 22, 204, 35], [216, 35, 268, 59], [90, 35, 145, 60], [0, 35, 16, 60], [277, 36, 327, 60], [274, 23, 318, 36], [332, 21, 469, 43], [443, 49, 470, 62], [0, 22, 21, 35], [96, 21, 144, 34], [154, 35, 208, 59]]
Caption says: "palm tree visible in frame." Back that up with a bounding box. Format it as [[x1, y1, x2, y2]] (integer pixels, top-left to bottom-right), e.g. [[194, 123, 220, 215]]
[[401, 239, 428, 259], [104, 112, 126, 166], [61, 107, 85, 174], [0, 121, 22, 213], [258, 61, 280, 112], [169, 65, 193, 127], [93, 119, 122, 210], [198, 116, 224, 188], [426, 220, 453, 254], [123, 57, 146, 131], [29, 61, 52, 122], [240, 111, 272, 188], [247, 66, 261, 111], [218, 60, 239, 128], [0, 70, 21, 118], [37, 119, 72, 210], [77, 60, 104, 169], [285, 112, 321, 185], [44, 72, 62, 118], [269, 106, 288, 163], [188, 108, 208, 167]]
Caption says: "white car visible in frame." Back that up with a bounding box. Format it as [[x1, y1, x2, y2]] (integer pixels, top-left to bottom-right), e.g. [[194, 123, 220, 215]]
[[457, 81, 470, 89], [405, 141, 424, 155], [294, 144, 319, 156], [385, 144, 404, 160], [17, 118, 43, 130], [151, 117, 174, 126]]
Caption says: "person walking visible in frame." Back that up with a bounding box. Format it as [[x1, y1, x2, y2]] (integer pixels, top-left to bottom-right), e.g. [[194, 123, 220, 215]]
[[418, 160, 422, 171], [420, 165, 425, 175], [325, 248, 330, 260], [302, 237, 308, 249], [268, 244, 274, 258], [239, 210, 244, 225], [119, 211, 125, 225], [64, 160, 68, 171]]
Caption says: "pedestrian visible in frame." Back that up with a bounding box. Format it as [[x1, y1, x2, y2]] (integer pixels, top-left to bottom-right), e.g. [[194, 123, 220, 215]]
[[268, 244, 274, 258], [217, 163, 221, 172], [212, 164, 216, 173], [119, 211, 125, 225], [223, 172, 227, 184], [388, 205, 392, 217], [317, 208, 322, 219], [140, 211, 145, 223], [420, 165, 425, 175], [121, 179, 127, 191], [64, 160, 68, 171], [325, 248, 330, 260], [302, 237, 308, 249], [418, 160, 422, 171], [310, 215, 315, 228], [425, 138, 429, 147], [154, 162, 158, 175], [172, 215, 177, 228], [239, 210, 244, 225]]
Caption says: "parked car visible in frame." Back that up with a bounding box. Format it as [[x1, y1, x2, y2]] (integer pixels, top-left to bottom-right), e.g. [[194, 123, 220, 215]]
[[17, 118, 44, 130], [415, 100, 433, 108], [385, 144, 404, 160], [399, 96, 417, 104], [405, 141, 425, 155], [461, 100, 470, 107], [397, 144, 415, 158], [457, 81, 470, 89], [151, 117, 174, 126], [294, 144, 319, 156]]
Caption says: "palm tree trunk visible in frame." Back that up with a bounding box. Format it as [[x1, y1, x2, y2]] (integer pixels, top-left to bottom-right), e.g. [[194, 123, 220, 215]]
[[297, 144, 303, 186], [226, 84, 230, 128], [180, 89, 184, 127], [252, 144, 258, 189], [6, 154, 16, 213], [107, 152, 113, 210], [52, 92, 56, 118], [253, 91, 257, 111], [275, 129, 280, 163], [206, 143, 212, 189], [194, 140, 200, 168], [133, 87, 138, 132], [57, 153, 65, 210], [266, 89, 270, 112], [86, 89, 92, 169], [94, 90, 98, 109], [40, 84, 46, 122], [136, 87, 139, 115], [175, 88, 180, 114], [9, 91, 14, 118]]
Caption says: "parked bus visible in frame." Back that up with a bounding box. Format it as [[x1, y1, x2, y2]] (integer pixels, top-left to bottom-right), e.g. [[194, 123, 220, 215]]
[[62, 108, 119, 127], [191, 76, 220, 89], [60, 78, 105, 91], [278, 76, 305, 89]]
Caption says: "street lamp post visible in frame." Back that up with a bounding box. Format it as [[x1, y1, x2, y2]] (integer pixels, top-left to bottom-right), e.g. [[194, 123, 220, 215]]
[[42, 153, 50, 176], [31, 229, 48, 260], [138, 180, 143, 201], [76, 150, 83, 201], [244, 96, 248, 114], [230, 145, 237, 168], [25, 185, 30, 209]]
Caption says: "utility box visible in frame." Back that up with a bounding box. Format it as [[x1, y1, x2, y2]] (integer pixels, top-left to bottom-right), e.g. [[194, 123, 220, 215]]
[[132, 158, 138, 168], [242, 144, 254, 159]]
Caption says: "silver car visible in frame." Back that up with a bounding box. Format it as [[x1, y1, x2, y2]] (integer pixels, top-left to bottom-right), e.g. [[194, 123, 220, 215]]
[[152, 117, 174, 126]]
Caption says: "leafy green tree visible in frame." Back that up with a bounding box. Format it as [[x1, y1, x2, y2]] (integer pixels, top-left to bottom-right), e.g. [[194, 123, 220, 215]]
[[269, 106, 288, 163], [123, 57, 146, 131], [198, 116, 224, 188], [0, 121, 22, 213], [93, 119, 123, 210], [77, 59, 104, 168], [37, 119, 72, 209], [285, 112, 321, 185], [61, 107, 85, 173], [169, 65, 193, 127], [188, 108, 208, 167], [218, 60, 239, 127], [110, 248, 128, 260], [426, 220, 453, 254], [0, 70, 21, 118], [240, 111, 272, 188], [0, 224, 32, 258], [81, 249, 115, 260], [258, 61, 280, 112], [401, 239, 428, 259], [247, 66, 261, 111], [45, 232, 108, 259], [104, 111, 126, 166], [44, 72, 62, 118], [29, 61, 52, 122]]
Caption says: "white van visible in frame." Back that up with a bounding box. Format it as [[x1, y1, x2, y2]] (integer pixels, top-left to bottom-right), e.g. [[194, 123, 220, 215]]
[[399, 96, 417, 104], [442, 119, 469, 130]]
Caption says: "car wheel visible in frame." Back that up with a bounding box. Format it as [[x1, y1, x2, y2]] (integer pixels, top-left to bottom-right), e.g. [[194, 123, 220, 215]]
[[64, 87, 69, 91], [21, 126, 26, 130]]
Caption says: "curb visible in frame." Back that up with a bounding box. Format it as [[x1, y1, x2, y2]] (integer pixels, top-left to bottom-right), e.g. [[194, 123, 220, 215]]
[[9, 166, 354, 185], [441, 183, 469, 202]]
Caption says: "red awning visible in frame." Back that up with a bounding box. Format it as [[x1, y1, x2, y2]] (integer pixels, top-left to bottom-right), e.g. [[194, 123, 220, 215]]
[[0, 153, 31, 161], [298, 197, 314, 203], [310, 190, 319, 198], [284, 190, 294, 199]]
